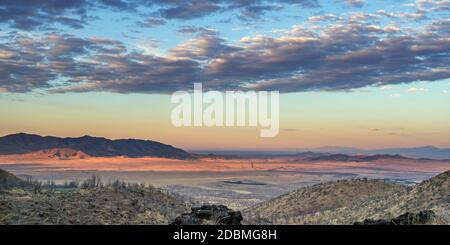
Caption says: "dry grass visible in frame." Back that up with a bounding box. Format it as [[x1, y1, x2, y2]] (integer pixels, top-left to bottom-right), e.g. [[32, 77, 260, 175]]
[[243, 171, 450, 225], [0, 182, 191, 225], [1, 168, 448, 225]]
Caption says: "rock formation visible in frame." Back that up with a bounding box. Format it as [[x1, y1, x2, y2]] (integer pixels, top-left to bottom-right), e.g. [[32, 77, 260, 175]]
[[354, 210, 436, 225], [171, 205, 243, 225]]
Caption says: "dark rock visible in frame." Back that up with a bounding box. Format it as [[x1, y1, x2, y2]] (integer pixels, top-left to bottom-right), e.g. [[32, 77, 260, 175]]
[[171, 205, 243, 225], [353, 219, 391, 225], [354, 210, 436, 225], [391, 210, 436, 225]]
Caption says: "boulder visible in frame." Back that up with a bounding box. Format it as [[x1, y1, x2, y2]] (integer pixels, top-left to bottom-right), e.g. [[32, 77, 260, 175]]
[[391, 210, 436, 225], [354, 210, 436, 225], [171, 205, 243, 225]]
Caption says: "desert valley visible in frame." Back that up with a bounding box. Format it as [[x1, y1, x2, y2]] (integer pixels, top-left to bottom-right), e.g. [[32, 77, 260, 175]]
[[0, 133, 449, 225]]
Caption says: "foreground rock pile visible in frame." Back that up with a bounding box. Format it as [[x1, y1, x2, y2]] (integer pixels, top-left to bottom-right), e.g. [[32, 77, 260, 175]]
[[354, 210, 436, 225], [171, 205, 243, 225]]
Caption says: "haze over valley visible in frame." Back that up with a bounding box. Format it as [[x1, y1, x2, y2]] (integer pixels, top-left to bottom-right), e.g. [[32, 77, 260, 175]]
[[1, 133, 448, 210]]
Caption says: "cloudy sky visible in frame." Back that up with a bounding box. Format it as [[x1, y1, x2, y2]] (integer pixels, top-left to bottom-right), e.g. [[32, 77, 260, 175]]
[[0, 0, 449, 150]]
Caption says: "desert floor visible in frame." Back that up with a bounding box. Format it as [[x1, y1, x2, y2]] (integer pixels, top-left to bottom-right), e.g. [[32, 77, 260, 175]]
[[1, 156, 449, 209]]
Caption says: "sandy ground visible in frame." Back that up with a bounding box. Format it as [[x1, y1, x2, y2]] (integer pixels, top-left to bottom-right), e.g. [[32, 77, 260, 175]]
[[1, 155, 449, 209], [0, 154, 448, 173]]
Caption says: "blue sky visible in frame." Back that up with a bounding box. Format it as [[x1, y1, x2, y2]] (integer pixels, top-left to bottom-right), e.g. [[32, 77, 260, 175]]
[[1, 0, 449, 93], [0, 0, 449, 149]]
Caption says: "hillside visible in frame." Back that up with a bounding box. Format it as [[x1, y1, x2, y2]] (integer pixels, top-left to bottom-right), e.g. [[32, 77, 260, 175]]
[[0, 170, 191, 224], [243, 179, 406, 224], [243, 171, 450, 225], [0, 169, 24, 189], [1, 168, 449, 225], [0, 133, 194, 159]]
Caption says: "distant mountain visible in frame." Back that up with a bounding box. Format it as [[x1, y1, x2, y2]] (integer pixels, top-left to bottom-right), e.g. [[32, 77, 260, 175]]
[[243, 170, 450, 225], [195, 150, 425, 162], [304, 146, 450, 160], [368, 146, 450, 160], [299, 153, 411, 162], [0, 133, 194, 159], [194, 146, 450, 160]]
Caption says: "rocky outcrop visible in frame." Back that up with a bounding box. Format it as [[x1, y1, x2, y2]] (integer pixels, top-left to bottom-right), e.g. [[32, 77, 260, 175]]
[[171, 205, 243, 225], [354, 210, 436, 225]]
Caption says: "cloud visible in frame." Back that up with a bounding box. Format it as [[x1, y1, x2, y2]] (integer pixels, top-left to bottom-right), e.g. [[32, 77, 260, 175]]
[[1, 4, 449, 94], [153, 0, 319, 21], [375, 9, 427, 21], [346, 0, 364, 8], [237, 5, 282, 21], [0, 0, 91, 30], [281, 128, 299, 132], [368, 127, 410, 136], [0, 33, 200, 93], [307, 14, 339, 23], [156, 1, 222, 20], [204, 18, 450, 92], [376, 0, 450, 21], [169, 32, 240, 60], [177, 26, 217, 35], [136, 17, 166, 28], [0, 37, 56, 92], [407, 87, 427, 93], [414, 0, 450, 12], [380, 85, 394, 90], [368, 127, 406, 132], [0, 0, 319, 30], [1, 0, 447, 31]]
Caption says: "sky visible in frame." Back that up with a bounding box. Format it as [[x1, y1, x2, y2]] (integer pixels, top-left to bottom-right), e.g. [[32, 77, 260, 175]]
[[0, 0, 449, 150]]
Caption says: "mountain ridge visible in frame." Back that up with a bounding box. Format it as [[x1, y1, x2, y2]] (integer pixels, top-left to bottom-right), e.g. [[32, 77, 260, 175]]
[[307, 145, 450, 159], [0, 133, 194, 159], [193, 145, 450, 160]]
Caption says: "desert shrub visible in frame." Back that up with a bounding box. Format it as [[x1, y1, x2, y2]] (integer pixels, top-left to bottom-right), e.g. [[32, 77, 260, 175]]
[[81, 175, 103, 189], [109, 180, 127, 191], [62, 180, 80, 188], [32, 181, 43, 194]]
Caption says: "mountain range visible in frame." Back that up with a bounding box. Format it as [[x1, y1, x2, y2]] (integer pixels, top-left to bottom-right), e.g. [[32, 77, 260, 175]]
[[306, 146, 450, 160], [0, 133, 194, 159], [194, 145, 450, 160], [293, 152, 414, 162], [2, 133, 449, 161]]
